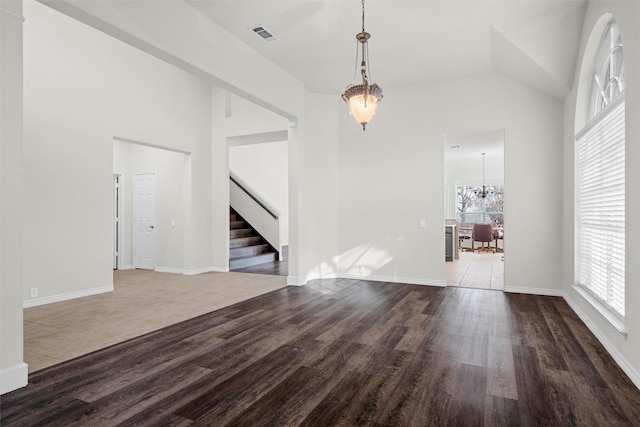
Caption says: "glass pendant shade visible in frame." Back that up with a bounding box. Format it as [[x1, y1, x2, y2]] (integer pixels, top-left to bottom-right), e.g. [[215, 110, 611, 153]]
[[342, 83, 382, 130]]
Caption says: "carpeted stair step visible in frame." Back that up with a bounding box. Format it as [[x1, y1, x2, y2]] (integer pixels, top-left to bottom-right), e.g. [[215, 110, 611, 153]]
[[230, 228, 253, 238], [230, 236, 261, 248], [230, 244, 270, 259], [229, 252, 277, 270], [230, 220, 246, 229]]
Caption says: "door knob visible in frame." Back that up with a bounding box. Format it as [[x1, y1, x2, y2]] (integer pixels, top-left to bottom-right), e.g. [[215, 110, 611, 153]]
[[149, 225, 155, 229]]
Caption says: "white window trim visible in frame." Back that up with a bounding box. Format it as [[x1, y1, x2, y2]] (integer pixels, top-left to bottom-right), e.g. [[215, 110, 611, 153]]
[[572, 285, 627, 338], [577, 92, 624, 140]]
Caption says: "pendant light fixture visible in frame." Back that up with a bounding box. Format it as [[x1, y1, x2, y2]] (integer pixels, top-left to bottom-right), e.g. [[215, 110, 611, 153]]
[[474, 153, 494, 199], [341, 0, 383, 131]]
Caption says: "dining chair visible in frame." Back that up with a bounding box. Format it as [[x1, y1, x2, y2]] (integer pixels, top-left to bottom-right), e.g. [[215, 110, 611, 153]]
[[473, 223, 494, 253], [458, 224, 474, 252]]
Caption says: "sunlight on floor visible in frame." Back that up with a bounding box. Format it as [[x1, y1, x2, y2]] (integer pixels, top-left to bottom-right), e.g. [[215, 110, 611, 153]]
[[445, 251, 504, 290]]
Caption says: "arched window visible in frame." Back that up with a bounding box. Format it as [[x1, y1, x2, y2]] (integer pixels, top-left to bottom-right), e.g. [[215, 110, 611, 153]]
[[589, 20, 624, 119], [576, 19, 625, 323]]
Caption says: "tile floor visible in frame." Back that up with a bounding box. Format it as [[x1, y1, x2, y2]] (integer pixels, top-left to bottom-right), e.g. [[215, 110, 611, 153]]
[[23, 269, 286, 372], [445, 251, 504, 290]]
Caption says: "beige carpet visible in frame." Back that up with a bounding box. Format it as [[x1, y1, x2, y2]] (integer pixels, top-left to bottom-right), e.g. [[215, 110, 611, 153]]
[[24, 269, 286, 372]]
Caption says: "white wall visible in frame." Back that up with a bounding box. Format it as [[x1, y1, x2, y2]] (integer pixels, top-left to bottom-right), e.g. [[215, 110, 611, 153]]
[[113, 141, 189, 270], [23, 0, 212, 302], [302, 91, 341, 281], [229, 140, 289, 245], [338, 71, 564, 291], [563, 0, 640, 389]]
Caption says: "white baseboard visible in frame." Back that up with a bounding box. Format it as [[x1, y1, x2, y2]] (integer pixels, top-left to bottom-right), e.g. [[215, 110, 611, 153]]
[[154, 266, 230, 275], [287, 276, 306, 286], [153, 267, 183, 274], [198, 266, 229, 274], [502, 286, 563, 296], [23, 284, 114, 308], [340, 274, 446, 287], [118, 264, 134, 270], [305, 271, 338, 282], [0, 363, 28, 395], [563, 292, 640, 390]]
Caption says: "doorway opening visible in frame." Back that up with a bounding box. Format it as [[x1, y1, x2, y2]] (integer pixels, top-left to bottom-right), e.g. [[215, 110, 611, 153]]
[[225, 95, 290, 277], [444, 129, 505, 290], [228, 140, 289, 277], [113, 138, 189, 272]]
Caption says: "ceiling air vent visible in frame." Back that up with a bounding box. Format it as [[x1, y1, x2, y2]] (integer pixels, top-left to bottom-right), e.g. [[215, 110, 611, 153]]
[[250, 26, 278, 42]]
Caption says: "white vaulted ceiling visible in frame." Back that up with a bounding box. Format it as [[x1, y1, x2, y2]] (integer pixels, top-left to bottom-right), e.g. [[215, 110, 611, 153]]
[[186, 0, 587, 99]]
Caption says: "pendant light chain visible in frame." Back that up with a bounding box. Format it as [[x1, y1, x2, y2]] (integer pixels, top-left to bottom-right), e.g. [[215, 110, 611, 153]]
[[351, 41, 359, 82], [362, 0, 366, 33], [482, 152, 486, 187], [366, 41, 373, 83]]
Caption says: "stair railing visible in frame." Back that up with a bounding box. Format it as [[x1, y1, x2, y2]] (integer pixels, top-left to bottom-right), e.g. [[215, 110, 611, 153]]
[[229, 171, 281, 256], [230, 172, 279, 220]]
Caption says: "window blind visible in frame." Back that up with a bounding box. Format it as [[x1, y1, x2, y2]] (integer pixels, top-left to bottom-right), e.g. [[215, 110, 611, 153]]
[[576, 96, 625, 318]]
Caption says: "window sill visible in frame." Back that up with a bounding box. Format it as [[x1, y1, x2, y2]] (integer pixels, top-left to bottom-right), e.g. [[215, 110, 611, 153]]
[[572, 285, 627, 339]]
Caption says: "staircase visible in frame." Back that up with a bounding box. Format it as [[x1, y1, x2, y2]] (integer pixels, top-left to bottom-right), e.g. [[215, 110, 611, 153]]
[[229, 209, 278, 270]]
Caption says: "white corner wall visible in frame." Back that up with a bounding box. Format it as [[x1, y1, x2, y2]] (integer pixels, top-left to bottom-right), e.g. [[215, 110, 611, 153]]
[[338, 72, 564, 291], [301, 91, 341, 281], [1, 0, 28, 394], [562, 1, 640, 389], [23, 0, 212, 303]]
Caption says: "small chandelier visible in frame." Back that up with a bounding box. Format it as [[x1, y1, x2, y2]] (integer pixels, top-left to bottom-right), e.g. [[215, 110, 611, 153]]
[[474, 153, 494, 199], [341, 0, 383, 131]]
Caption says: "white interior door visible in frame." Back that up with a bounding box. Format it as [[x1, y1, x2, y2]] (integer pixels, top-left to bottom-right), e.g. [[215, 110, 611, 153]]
[[133, 172, 156, 270]]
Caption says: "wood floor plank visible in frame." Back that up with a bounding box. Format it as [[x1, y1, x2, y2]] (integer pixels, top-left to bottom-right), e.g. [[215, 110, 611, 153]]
[[224, 365, 321, 426], [298, 370, 372, 426], [543, 368, 592, 426], [405, 351, 456, 426], [486, 335, 518, 400], [1, 397, 89, 426], [66, 366, 212, 426], [75, 335, 226, 402], [228, 340, 368, 426], [447, 363, 488, 426], [345, 350, 414, 426], [485, 395, 521, 426], [175, 342, 317, 423], [561, 314, 640, 422], [512, 344, 558, 426], [370, 354, 432, 425], [537, 297, 605, 388], [3, 279, 640, 426]]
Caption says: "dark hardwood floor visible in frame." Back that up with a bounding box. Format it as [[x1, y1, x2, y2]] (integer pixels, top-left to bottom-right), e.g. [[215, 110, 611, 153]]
[[2, 279, 639, 426]]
